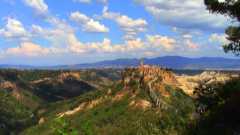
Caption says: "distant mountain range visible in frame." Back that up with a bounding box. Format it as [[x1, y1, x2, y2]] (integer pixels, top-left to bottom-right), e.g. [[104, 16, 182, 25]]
[[1, 56, 240, 70]]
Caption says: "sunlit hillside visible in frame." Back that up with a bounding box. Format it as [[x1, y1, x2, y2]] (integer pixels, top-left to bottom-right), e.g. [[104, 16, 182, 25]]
[[0, 0, 240, 135]]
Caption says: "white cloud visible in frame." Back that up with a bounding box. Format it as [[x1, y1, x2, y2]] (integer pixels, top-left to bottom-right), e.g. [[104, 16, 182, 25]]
[[209, 33, 229, 44], [0, 5, 204, 60], [24, 0, 48, 14], [84, 19, 109, 32], [66, 33, 178, 55], [0, 18, 29, 40], [185, 39, 199, 50], [67, 34, 88, 53], [136, 0, 228, 31], [0, 22, 203, 59], [70, 11, 109, 33], [30, 16, 77, 48], [6, 42, 50, 56], [125, 38, 144, 51], [182, 34, 193, 39], [103, 7, 148, 40], [73, 0, 91, 3], [31, 24, 44, 34], [67, 34, 117, 54], [66, 33, 144, 54], [146, 35, 176, 51]]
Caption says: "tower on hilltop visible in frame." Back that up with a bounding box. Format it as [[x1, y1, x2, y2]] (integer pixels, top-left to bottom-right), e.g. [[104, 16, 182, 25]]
[[140, 58, 144, 67]]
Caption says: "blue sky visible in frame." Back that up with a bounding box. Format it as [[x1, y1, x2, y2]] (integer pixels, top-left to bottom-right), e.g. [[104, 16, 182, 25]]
[[0, 0, 235, 66]]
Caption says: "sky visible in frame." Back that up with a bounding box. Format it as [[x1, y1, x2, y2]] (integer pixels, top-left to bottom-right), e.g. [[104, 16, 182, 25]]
[[0, 0, 236, 66]]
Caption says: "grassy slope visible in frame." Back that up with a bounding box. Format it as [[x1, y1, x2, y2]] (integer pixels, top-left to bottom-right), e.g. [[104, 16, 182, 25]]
[[0, 69, 239, 135], [0, 69, 120, 134], [21, 82, 195, 135], [0, 90, 37, 135]]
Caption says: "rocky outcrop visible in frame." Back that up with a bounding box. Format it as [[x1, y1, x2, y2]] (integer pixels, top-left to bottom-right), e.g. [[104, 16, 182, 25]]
[[129, 99, 151, 110], [0, 81, 22, 100], [57, 72, 81, 82], [38, 117, 45, 124], [122, 65, 177, 109], [58, 96, 106, 117], [0, 81, 17, 90], [176, 71, 239, 96], [122, 65, 177, 87]]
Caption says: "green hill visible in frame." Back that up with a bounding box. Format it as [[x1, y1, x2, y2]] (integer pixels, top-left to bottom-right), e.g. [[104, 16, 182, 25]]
[[21, 66, 196, 135], [0, 67, 239, 135], [0, 69, 120, 134], [0, 89, 37, 135]]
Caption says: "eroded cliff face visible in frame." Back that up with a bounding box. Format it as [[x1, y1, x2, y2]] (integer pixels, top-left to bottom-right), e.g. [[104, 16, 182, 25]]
[[0, 81, 22, 100], [122, 65, 177, 87], [121, 65, 179, 108], [121, 65, 239, 98], [176, 71, 239, 96], [55, 65, 191, 119]]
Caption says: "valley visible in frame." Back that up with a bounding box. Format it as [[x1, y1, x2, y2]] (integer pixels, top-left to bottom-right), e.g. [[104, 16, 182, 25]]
[[0, 66, 239, 135], [1, 0, 240, 134]]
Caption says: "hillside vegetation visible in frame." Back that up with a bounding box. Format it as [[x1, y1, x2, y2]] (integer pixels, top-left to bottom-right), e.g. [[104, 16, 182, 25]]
[[21, 66, 195, 135], [0, 69, 119, 135], [0, 67, 239, 135]]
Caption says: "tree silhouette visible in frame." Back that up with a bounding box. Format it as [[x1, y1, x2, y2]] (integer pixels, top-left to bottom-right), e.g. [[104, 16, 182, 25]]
[[204, 0, 240, 55]]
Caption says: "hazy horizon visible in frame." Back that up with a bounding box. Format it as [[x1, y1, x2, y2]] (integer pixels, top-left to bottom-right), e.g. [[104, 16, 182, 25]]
[[1, 55, 240, 67]]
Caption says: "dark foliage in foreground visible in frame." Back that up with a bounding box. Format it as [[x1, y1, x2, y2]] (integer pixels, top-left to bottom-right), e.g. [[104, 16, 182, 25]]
[[205, 0, 240, 55], [193, 78, 240, 135]]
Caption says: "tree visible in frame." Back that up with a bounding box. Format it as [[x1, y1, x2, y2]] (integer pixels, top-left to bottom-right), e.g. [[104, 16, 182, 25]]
[[52, 118, 78, 135], [204, 0, 240, 55], [193, 78, 240, 134]]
